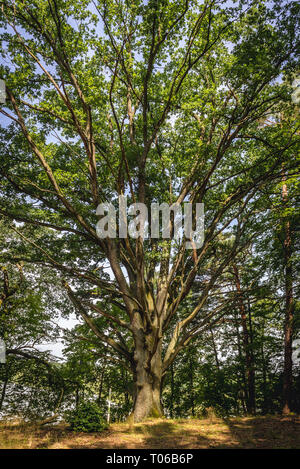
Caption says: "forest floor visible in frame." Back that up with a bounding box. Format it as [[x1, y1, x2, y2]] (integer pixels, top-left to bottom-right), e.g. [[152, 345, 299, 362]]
[[0, 415, 299, 449]]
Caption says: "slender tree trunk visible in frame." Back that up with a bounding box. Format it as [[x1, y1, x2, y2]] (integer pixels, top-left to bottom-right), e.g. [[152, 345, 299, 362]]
[[122, 368, 130, 413], [210, 325, 220, 370], [170, 363, 174, 419], [75, 385, 79, 409], [189, 354, 195, 417], [233, 264, 256, 415], [247, 291, 256, 415], [282, 176, 294, 414], [98, 368, 105, 406], [0, 374, 8, 411], [234, 310, 248, 412], [261, 339, 268, 414]]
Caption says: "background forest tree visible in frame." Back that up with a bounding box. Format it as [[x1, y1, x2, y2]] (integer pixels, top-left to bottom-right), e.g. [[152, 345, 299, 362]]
[[0, 0, 299, 422]]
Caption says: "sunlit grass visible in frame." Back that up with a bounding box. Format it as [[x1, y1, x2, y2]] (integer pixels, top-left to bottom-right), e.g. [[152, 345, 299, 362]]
[[0, 415, 299, 449]]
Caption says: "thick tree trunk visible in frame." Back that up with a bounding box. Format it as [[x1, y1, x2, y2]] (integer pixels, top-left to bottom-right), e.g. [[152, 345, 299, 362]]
[[132, 333, 163, 422], [133, 377, 163, 422]]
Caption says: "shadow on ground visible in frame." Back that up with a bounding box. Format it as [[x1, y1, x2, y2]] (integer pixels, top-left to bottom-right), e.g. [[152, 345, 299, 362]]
[[221, 415, 300, 449], [1, 415, 299, 449], [60, 415, 300, 449]]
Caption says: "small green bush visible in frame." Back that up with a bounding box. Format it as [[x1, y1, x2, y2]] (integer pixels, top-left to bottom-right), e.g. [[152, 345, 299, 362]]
[[65, 402, 108, 433]]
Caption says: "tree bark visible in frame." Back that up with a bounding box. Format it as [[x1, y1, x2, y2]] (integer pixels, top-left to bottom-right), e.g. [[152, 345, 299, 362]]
[[0, 373, 8, 411], [170, 363, 174, 419], [189, 354, 195, 417], [282, 196, 294, 414], [98, 368, 105, 406], [132, 332, 163, 422], [234, 310, 248, 412], [210, 325, 220, 370], [75, 385, 79, 409], [233, 264, 256, 415], [261, 337, 269, 415], [282, 170, 293, 414]]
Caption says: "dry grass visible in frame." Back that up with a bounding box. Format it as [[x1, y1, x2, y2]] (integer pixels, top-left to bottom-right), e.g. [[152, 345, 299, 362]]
[[0, 415, 299, 449]]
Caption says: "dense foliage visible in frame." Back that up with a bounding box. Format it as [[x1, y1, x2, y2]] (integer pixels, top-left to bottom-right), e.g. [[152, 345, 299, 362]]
[[0, 0, 299, 422]]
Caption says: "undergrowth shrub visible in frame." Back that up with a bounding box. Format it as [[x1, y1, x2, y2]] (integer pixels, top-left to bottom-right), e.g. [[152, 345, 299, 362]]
[[65, 402, 108, 433]]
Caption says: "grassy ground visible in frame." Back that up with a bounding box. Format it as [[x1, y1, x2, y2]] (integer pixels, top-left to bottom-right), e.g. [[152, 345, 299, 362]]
[[0, 415, 299, 449]]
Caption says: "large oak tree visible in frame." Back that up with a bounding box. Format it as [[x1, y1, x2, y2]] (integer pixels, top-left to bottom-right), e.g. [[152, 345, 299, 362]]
[[0, 0, 299, 420]]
